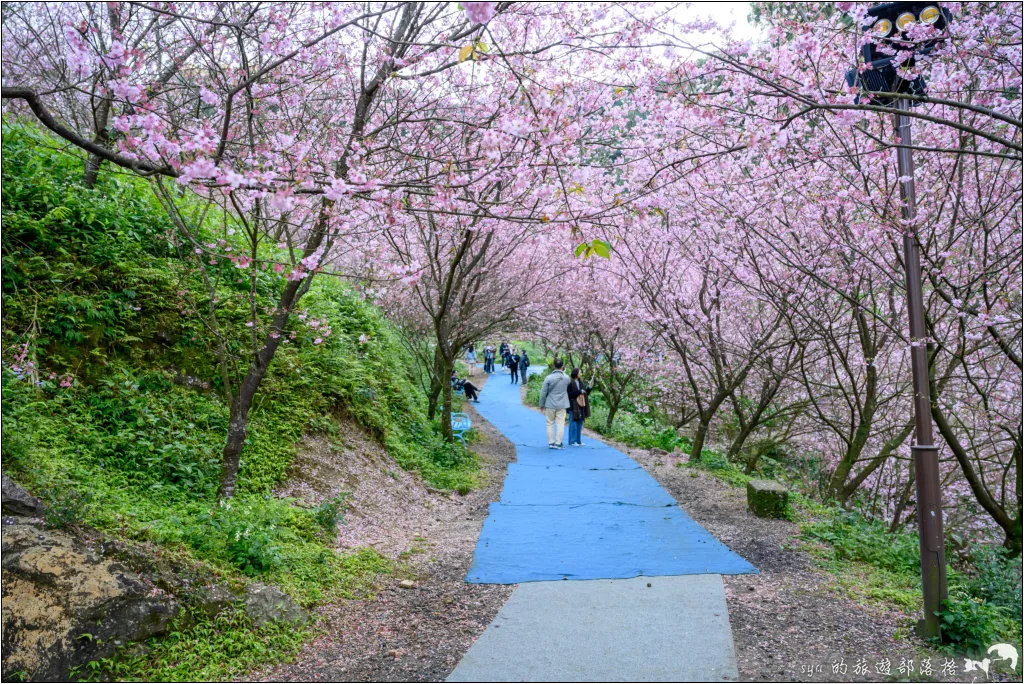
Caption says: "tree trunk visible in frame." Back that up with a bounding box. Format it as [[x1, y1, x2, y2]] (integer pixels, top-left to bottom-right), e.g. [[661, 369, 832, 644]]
[[837, 421, 914, 505], [688, 389, 733, 463], [743, 441, 770, 474], [440, 356, 455, 442], [213, 225, 325, 499], [427, 345, 445, 419], [933, 401, 1021, 555], [889, 462, 916, 533], [690, 418, 710, 462], [83, 98, 111, 188], [727, 420, 758, 462], [606, 401, 619, 431], [83, 154, 104, 189], [218, 397, 252, 499], [1004, 521, 1022, 556], [428, 383, 440, 420], [828, 416, 875, 501]]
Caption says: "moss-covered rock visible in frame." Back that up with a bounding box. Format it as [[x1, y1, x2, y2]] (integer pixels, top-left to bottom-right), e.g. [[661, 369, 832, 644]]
[[1, 521, 180, 681], [747, 479, 789, 519]]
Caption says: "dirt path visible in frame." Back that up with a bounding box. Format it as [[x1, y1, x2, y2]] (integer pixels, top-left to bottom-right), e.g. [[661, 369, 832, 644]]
[[251, 372, 515, 682]]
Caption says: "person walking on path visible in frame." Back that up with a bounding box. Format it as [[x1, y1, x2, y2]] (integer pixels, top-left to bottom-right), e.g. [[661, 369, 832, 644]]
[[566, 367, 591, 446], [483, 345, 495, 374], [518, 350, 530, 383], [465, 345, 478, 376], [509, 349, 521, 384], [499, 342, 509, 371], [538, 359, 571, 449]]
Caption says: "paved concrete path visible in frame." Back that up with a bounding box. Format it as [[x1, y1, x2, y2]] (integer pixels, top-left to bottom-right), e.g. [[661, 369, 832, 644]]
[[449, 367, 750, 681], [448, 575, 740, 682]]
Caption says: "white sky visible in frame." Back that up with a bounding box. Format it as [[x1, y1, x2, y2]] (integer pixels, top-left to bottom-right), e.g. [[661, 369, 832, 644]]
[[672, 2, 766, 43]]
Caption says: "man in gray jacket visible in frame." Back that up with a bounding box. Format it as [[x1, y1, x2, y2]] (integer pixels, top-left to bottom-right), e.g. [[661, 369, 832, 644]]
[[538, 359, 571, 449]]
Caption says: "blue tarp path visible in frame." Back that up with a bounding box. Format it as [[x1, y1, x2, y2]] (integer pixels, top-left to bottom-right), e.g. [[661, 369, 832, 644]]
[[466, 367, 758, 584]]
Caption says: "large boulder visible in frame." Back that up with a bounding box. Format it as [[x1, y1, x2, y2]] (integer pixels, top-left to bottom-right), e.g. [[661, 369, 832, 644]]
[[196, 583, 243, 620], [746, 479, 789, 519], [243, 583, 309, 627], [1, 475, 43, 517], [1, 522, 179, 681]]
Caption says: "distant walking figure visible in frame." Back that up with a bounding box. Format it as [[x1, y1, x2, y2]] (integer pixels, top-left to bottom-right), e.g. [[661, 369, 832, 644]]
[[538, 359, 571, 449], [465, 345, 478, 375], [566, 367, 591, 446]]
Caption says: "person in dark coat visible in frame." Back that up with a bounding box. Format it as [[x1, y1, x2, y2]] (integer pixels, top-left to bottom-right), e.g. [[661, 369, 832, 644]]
[[518, 351, 530, 382], [452, 373, 481, 402], [508, 350, 521, 384], [462, 379, 481, 402], [566, 367, 591, 446]]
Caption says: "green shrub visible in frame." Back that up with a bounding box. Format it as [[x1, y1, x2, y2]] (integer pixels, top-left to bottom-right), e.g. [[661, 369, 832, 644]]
[[583, 402, 691, 452], [312, 494, 349, 538], [40, 486, 93, 529], [701, 449, 731, 470], [524, 372, 544, 406], [83, 605, 311, 682], [963, 545, 1023, 624], [802, 510, 921, 575], [938, 592, 1016, 654]]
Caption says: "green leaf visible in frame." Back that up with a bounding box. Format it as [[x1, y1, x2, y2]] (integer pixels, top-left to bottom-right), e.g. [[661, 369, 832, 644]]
[[574, 242, 588, 258], [591, 239, 611, 259]]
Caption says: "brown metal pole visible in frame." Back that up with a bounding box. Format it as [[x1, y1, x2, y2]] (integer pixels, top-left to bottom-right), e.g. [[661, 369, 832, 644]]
[[894, 98, 947, 639]]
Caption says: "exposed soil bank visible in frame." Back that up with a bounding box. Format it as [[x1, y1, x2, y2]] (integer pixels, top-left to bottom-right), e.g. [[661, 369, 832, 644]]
[[251, 373, 514, 682]]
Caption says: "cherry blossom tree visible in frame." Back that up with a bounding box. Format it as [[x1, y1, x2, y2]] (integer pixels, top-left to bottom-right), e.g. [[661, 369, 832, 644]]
[[3, 1, 733, 494]]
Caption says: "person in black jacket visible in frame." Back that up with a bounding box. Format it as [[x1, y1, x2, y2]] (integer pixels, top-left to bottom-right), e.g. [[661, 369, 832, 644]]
[[452, 373, 481, 402], [566, 368, 591, 446], [508, 350, 521, 384], [462, 379, 481, 402]]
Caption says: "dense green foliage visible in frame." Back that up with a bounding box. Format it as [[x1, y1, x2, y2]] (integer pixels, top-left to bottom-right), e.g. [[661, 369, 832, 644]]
[[1, 122, 477, 678]]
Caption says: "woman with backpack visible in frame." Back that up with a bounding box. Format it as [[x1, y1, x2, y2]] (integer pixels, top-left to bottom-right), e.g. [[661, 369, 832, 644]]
[[566, 367, 591, 446], [518, 350, 530, 383]]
